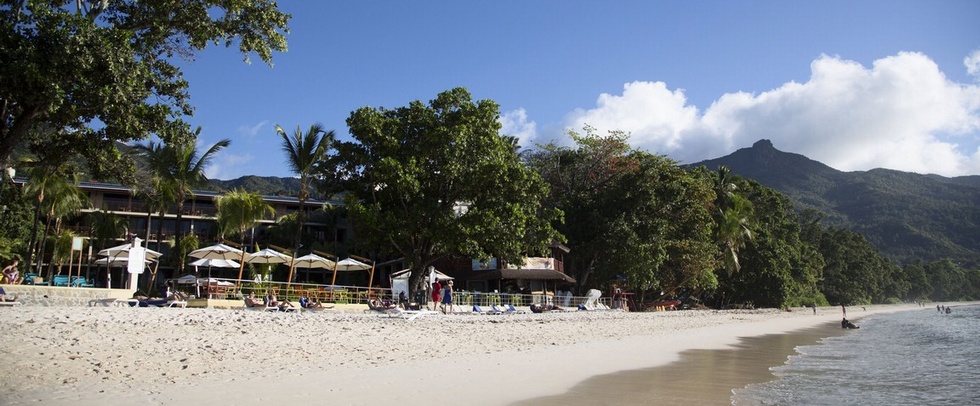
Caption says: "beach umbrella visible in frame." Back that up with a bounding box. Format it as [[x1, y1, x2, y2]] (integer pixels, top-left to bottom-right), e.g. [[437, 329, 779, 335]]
[[289, 253, 337, 288], [188, 243, 244, 260], [189, 257, 241, 290], [244, 247, 293, 288], [329, 257, 371, 292], [245, 247, 293, 264], [188, 258, 241, 268], [98, 242, 163, 260], [94, 256, 155, 267], [291, 253, 337, 269], [189, 243, 246, 284], [97, 240, 162, 291]]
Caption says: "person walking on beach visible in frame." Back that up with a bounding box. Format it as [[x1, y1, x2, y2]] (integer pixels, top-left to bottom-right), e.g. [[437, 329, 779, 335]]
[[431, 279, 442, 311], [841, 304, 847, 318], [440, 280, 454, 313], [812, 303, 817, 315]]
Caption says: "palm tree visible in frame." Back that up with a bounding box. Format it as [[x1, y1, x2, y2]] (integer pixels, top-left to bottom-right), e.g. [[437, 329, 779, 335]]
[[137, 131, 230, 273], [88, 207, 126, 251], [215, 188, 275, 282], [214, 188, 276, 245], [709, 166, 755, 275], [21, 159, 88, 277], [275, 123, 334, 254], [134, 176, 175, 253]]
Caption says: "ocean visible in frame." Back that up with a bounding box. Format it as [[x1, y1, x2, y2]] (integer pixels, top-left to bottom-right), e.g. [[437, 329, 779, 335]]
[[733, 304, 980, 406]]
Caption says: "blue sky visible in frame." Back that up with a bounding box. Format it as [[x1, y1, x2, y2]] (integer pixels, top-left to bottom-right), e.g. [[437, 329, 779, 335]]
[[175, 1, 980, 179]]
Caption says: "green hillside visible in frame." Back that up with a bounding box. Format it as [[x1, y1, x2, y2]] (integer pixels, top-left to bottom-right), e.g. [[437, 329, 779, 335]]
[[691, 140, 980, 268]]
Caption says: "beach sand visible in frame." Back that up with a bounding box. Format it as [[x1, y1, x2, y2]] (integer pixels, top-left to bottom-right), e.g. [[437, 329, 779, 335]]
[[0, 304, 917, 406]]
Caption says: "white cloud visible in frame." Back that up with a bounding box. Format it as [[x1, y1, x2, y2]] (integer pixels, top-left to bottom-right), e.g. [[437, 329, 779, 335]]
[[236, 120, 269, 137], [966, 49, 980, 78], [206, 153, 254, 181], [560, 52, 980, 176], [499, 108, 537, 149]]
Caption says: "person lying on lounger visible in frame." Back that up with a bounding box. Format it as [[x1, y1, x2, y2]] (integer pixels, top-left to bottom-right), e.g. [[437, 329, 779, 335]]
[[300, 296, 331, 309], [0, 287, 19, 302], [245, 292, 266, 308], [265, 293, 296, 311], [369, 299, 397, 311]]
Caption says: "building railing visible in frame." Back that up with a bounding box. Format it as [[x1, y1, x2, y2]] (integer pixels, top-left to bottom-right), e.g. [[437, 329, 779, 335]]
[[172, 279, 614, 310]]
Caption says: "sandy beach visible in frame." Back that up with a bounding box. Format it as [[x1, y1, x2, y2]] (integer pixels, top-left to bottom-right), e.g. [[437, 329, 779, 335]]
[[0, 304, 919, 406]]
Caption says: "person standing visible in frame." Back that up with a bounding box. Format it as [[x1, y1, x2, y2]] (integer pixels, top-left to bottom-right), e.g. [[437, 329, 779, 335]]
[[441, 280, 454, 313], [431, 279, 442, 311]]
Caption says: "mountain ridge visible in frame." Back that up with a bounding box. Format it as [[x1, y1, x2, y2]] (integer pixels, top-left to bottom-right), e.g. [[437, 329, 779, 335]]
[[690, 139, 980, 267]]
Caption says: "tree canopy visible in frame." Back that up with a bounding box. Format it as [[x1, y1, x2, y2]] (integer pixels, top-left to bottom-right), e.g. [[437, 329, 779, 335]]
[[332, 88, 561, 295], [0, 0, 289, 180]]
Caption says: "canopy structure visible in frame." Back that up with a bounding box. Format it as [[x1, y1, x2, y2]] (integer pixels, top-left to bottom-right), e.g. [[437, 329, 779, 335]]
[[189, 258, 240, 268], [96, 240, 162, 291], [188, 243, 243, 260], [244, 247, 293, 288], [245, 248, 293, 264], [291, 253, 336, 269], [330, 257, 373, 292], [97, 242, 163, 260], [94, 257, 155, 267], [391, 268, 453, 302], [189, 243, 246, 285], [288, 253, 337, 288], [482, 268, 576, 283], [189, 257, 241, 284]]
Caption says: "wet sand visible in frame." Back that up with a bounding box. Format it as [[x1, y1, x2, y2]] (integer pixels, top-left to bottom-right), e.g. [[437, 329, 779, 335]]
[[513, 321, 845, 405]]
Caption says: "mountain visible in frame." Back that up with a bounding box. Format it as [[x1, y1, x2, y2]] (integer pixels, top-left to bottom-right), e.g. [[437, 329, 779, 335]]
[[207, 176, 303, 197], [690, 139, 980, 268]]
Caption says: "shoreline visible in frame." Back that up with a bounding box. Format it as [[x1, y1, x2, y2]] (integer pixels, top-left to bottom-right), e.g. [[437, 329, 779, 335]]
[[0, 304, 924, 406]]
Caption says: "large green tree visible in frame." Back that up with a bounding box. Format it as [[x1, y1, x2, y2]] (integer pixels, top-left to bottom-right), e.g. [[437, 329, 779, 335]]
[[525, 127, 716, 296], [0, 0, 289, 179], [333, 88, 561, 296], [275, 123, 335, 254]]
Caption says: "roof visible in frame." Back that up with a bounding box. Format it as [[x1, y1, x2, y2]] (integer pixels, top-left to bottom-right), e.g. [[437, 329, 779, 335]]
[[481, 268, 576, 283]]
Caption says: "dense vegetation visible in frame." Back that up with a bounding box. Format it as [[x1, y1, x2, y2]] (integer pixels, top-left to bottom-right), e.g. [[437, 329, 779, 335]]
[[694, 139, 980, 269]]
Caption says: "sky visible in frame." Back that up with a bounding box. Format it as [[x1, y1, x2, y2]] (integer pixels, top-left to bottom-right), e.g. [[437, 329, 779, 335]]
[[173, 1, 980, 180]]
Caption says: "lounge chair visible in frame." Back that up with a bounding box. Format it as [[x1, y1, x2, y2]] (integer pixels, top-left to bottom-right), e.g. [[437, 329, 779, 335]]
[[490, 304, 507, 314], [473, 305, 500, 315], [580, 289, 610, 310], [381, 307, 438, 320], [52, 275, 70, 287], [504, 304, 526, 314], [0, 287, 21, 306], [71, 276, 95, 288]]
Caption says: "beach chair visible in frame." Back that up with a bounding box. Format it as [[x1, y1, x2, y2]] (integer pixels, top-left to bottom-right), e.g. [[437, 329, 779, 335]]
[[473, 305, 500, 315], [243, 297, 278, 312], [490, 304, 508, 314], [52, 275, 70, 287], [23, 273, 39, 285], [71, 276, 95, 288], [581, 289, 610, 310], [504, 304, 526, 314], [0, 287, 21, 306], [382, 307, 438, 320]]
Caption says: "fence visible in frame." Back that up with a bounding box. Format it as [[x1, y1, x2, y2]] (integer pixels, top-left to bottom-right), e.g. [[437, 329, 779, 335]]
[[180, 279, 613, 309]]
